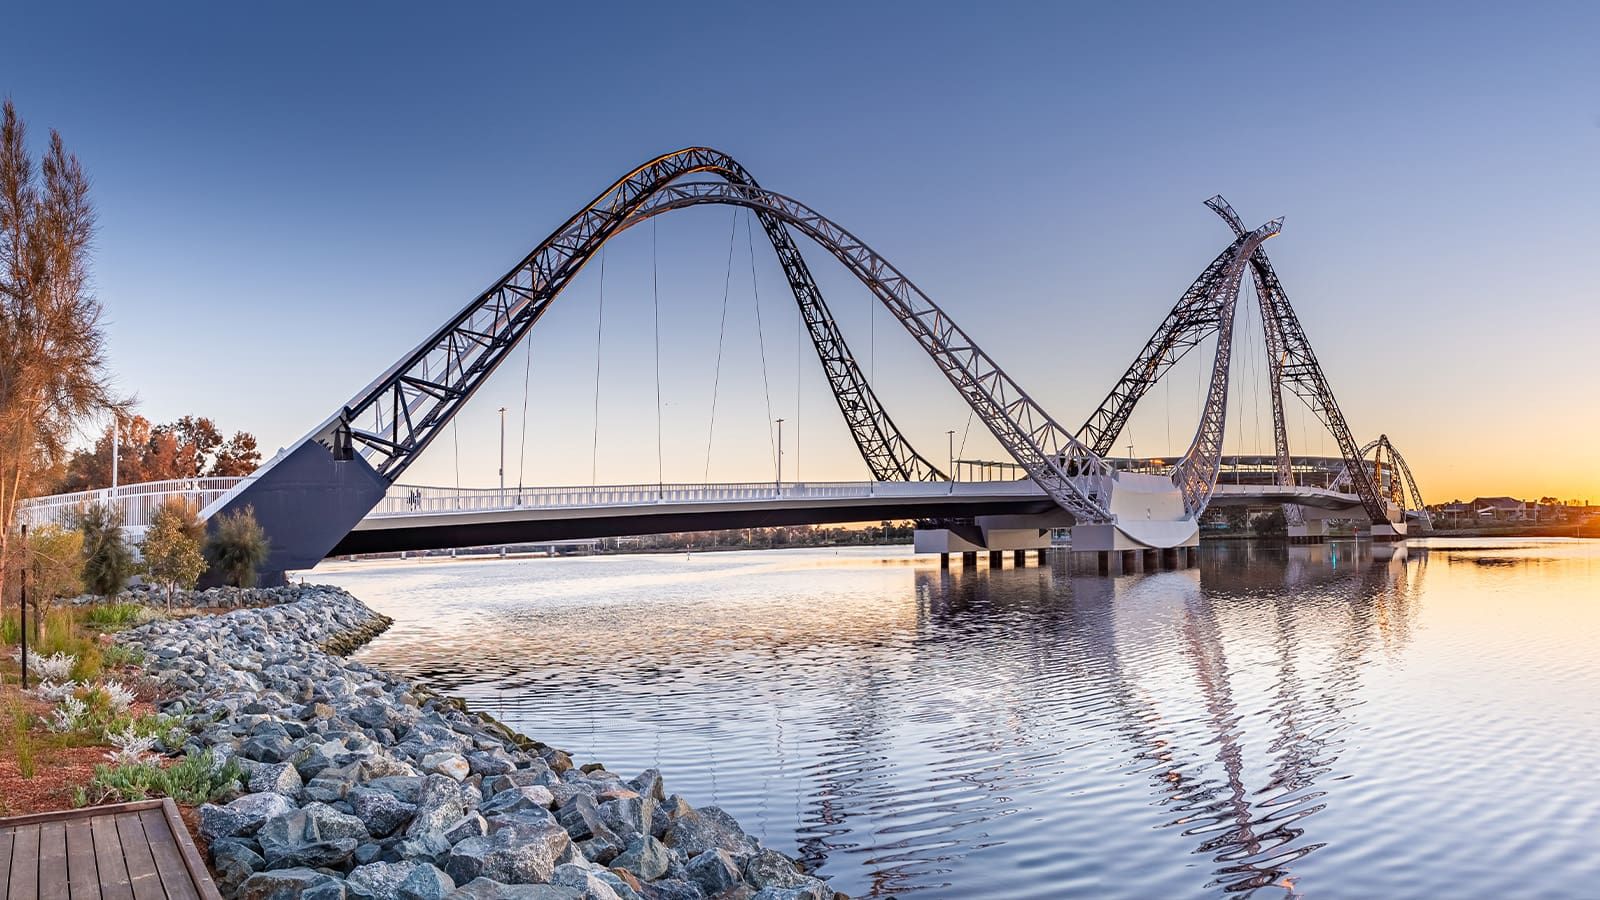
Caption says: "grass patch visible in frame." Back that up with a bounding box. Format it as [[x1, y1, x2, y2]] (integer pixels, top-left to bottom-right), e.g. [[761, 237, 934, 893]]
[[102, 644, 144, 668], [82, 602, 148, 630], [5, 698, 37, 778], [0, 612, 18, 645], [80, 750, 240, 806]]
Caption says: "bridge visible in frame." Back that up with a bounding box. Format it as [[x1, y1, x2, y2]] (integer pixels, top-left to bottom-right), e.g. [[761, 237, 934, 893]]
[[19, 147, 1430, 583]]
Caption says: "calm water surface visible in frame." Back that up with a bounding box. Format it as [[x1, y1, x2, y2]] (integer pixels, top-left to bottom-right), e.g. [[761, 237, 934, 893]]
[[311, 539, 1600, 898]]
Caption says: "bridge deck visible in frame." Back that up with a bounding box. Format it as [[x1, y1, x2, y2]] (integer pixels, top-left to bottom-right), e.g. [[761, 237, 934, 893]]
[[0, 799, 220, 900]]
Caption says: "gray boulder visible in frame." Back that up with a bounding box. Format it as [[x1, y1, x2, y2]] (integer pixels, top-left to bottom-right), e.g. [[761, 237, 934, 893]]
[[443, 822, 573, 886], [237, 867, 348, 900], [446, 879, 580, 899], [257, 809, 359, 870], [200, 792, 298, 840], [347, 861, 426, 899], [398, 863, 457, 900], [410, 774, 469, 836], [664, 806, 757, 859], [686, 849, 742, 897], [210, 838, 265, 894], [611, 835, 671, 882], [249, 761, 305, 798], [349, 786, 418, 836], [549, 863, 622, 900]]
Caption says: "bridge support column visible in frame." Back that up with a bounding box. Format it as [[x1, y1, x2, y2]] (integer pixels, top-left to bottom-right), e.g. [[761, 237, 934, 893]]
[[1121, 549, 1140, 572], [989, 550, 1004, 568], [940, 553, 950, 569], [1288, 519, 1328, 545], [1371, 522, 1407, 542], [1013, 549, 1027, 567], [1161, 547, 1178, 568], [962, 551, 977, 569], [1036, 548, 1049, 564]]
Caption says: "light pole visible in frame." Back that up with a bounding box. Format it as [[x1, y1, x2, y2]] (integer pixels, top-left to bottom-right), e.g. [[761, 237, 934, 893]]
[[775, 418, 785, 495], [110, 414, 119, 492], [497, 407, 506, 500], [947, 430, 956, 482]]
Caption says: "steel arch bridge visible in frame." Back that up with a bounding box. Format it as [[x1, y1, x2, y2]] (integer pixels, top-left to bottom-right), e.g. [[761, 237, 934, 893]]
[[29, 148, 1429, 581]]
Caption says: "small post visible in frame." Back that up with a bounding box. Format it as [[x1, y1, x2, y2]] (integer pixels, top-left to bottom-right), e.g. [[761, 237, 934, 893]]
[[775, 418, 785, 496], [19, 522, 28, 690]]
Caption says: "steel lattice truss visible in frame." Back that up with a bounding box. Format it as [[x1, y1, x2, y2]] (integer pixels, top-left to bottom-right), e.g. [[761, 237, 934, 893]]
[[1206, 197, 1395, 525], [318, 147, 942, 483], [615, 180, 1119, 522], [1332, 435, 1433, 530], [1167, 222, 1283, 517]]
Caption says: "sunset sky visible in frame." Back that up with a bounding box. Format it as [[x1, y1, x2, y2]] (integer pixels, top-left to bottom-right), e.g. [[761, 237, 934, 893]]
[[3, 2, 1596, 502]]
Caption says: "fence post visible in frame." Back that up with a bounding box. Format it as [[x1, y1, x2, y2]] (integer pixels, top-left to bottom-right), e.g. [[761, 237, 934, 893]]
[[18, 522, 28, 690]]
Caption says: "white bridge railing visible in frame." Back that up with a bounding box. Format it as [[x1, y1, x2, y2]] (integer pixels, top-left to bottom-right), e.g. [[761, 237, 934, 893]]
[[15, 477, 248, 531], [370, 479, 1044, 517]]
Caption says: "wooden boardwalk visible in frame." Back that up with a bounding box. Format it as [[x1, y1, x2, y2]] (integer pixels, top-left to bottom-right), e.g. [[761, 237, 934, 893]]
[[0, 799, 220, 900]]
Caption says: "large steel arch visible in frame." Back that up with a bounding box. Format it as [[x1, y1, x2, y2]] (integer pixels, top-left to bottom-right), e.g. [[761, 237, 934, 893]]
[[612, 180, 1282, 525]]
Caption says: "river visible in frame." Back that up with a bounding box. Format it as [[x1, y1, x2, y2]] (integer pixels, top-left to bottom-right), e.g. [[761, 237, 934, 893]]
[[310, 539, 1600, 898]]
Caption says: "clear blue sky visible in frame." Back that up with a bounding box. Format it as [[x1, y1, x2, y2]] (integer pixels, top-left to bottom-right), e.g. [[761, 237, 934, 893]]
[[4, 2, 1596, 500]]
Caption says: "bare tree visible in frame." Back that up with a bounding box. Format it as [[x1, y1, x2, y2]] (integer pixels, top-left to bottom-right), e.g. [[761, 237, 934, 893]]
[[0, 99, 124, 610]]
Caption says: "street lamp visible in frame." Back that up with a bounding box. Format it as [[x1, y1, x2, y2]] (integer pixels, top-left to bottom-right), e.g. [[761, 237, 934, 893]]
[[775, 418, 785, 495], [947, 430, 956, 482], [498, 407, 507, 500]]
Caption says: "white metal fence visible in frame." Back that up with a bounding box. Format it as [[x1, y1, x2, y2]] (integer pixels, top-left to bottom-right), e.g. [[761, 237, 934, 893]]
[[15, 477, 247, 531]]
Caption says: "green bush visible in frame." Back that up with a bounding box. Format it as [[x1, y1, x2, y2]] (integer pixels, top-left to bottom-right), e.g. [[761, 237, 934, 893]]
[[0, 611, 18, 645], [75, 502, 136, 597], [205, 505, 270, 588], [82, 749, 240, 805], [83, 601, 149, 630], [4, 699, 36, 778], [144, 498, 207, 606], [102, 643, 145, 668]]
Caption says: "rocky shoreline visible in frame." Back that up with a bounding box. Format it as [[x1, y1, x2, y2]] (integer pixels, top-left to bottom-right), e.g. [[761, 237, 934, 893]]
[[121, 585, 838, 900]]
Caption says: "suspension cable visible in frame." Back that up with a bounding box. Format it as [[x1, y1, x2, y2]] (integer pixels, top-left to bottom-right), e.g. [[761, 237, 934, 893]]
[[652, 218, 664, 491], [589, 247, 608, 486], [746, 211, 776, 466], [703, 209, 739, 482]]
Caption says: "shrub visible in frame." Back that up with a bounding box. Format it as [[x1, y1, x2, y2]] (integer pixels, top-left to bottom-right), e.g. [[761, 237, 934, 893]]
[[82, 749, 240, 806], [22, 525, 84, 637], [205, 505, 270, 588], [5, 699, 36, 778], [75, 502, 136, 596], [0, 611, 18, 645], [102, 643, 145, 668], [143, 498, 207, 607], [83, 601, 149, 629]]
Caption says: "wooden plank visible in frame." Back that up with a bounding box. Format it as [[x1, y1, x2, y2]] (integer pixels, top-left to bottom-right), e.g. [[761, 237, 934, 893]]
[[157, 800, 218, 900], [137, 810, 199, 900], [37, 821, 69, 900], [8, 823, 40, 900], [0, 802, 164, 829], [64, 818, 99, 900], [89, 814, 134, 900], [114, 814, 164, 900], [0, 828, 15, 900]]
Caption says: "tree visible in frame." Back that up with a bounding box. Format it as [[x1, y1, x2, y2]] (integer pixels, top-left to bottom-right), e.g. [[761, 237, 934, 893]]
[[143, 498, 206, 608], [206, 505, 269, 588], [0, 100, 122, 612], [23, 523, 83, 637], [59, 413, 262, 490], [75, 501, 134, 596], [210, 431, 261, 477]]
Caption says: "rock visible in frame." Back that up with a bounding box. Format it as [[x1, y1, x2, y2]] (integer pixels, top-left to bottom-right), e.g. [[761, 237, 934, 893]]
[[258, 809, 359, 870], [750, 888, 829, 900], [664, 807, 757, 859], [350, 786, 418, 836], [640, 880, 705, 900], [611, 835, 671, 882], [593, 870, 643, 900], [597, 797, 651, 840], [626, 770, 665, 802], [347, 861, 425, 899], [302, 802, 370, 842], [446, 879, 581, 899], [423, 751, 472, 781], [410, 774, 468, 836], [466, 748, 518, 776], [550, 863, 623, 900], [305, 763, 363, 803], [443, 812, 489, 844], [556, 796, 613, 843], [200, 792, 298, 840], [394, 830, 454, 867], [398, 863, 457, 900], [686, 849, 742, 897], [237, 867, 349, 899], [481, 785, 555, 821], [211, 838, 266, 894], [444, 823, 573, 886], [250, 761, 305, 798], [742, 850, 815, 892], [242, 732, 296, 764]]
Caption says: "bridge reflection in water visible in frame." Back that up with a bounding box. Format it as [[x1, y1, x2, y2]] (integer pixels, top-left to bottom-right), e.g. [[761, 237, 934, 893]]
[[310, 539, 1571, 898]]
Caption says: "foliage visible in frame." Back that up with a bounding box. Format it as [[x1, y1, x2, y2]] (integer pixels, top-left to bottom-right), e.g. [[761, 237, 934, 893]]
[[1251, 507, 1288, 536], [104, 725, 157, 765], [4, 698, 36, 778], [82, 749, 240, 806], [58, 413, 262, 491], [101, 643, 144, 668], [0, 610, 16, 644], [0, 99, 122, 614], [143, 497, 207, 605], [21, 524, 84, 633], [74, 501, 135, 596], [206, 505, 269, 588], [82, 601, 150, 629], [18, 648, 74, 681]]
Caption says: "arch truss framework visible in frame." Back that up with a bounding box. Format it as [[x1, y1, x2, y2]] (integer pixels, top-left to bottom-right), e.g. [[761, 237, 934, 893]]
[[199, 148, 1415, 579]]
